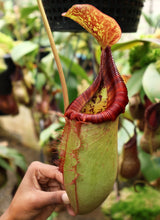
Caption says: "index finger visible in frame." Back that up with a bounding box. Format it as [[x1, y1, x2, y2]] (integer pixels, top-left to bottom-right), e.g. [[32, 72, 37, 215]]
[[28, 161, 63, 184]]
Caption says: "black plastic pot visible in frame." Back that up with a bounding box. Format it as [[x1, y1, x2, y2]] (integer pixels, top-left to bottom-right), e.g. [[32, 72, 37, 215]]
[[0, 54, 16, 95], [42, 0, 144, 33]]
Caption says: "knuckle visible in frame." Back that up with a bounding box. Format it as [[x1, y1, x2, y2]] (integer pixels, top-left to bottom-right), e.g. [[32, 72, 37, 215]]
[[29, 161, 42, 171], [52, 192, 62, 204]]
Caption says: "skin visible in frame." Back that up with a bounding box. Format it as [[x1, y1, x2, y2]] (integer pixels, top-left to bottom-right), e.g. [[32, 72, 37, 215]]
[[0, 161, 75, 220]]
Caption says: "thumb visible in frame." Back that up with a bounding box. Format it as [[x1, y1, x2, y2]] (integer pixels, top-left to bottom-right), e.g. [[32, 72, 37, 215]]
[[37, 190, 70, 206], [62, 192, 70, 205]]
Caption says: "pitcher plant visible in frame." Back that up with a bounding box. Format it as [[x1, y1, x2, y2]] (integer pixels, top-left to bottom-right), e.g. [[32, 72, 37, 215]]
[[37, 3, 128, 215]]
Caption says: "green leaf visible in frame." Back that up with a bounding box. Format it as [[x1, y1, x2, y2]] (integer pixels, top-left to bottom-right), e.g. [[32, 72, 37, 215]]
[[102, 185, 160, 220], [67, 76, 78, 103], [11, 41, 38, 62], [0, 32, 15, 52], [0, 146, 27, 171], [143, 13, 157, 27], [53, 32, 71, 45], [112, 38, 160, 52], [138, 148, 160, 181], [47, 212, 58, 220], [95, 46, 101, 64], [0, 157, 12, 171], [35, 73, 46, 91], [143, 12, 160, 28], [142, 63, 160, 103], [60, 55, 91, 83], [20, 5, 39, 18], [126, 68, 146, 98], [118, 118, 135, 153], [112, 40, 143, 52], [39, 123, 62, 147], [41, 52, 54, 75], [10, 151, 27, 171]]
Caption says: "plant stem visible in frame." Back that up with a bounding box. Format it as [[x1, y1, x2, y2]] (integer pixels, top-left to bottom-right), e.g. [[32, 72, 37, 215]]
[[37, 0, 69, 111]]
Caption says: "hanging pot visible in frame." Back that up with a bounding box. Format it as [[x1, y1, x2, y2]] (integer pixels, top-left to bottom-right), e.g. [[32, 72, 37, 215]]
[[0, 54, 16, 95], [0, 55, 18, 116], [42, 0, 144, 32]]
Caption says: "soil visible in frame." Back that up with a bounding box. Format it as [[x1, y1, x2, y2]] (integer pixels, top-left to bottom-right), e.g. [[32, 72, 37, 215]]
[[0, 127, 108, 220]]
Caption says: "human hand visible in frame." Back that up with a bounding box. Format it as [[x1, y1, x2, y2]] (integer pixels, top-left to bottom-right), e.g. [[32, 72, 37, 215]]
[[1, 161, 75, 220]]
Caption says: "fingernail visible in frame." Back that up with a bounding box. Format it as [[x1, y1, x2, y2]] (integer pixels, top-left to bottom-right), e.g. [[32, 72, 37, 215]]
[[62, 192, 70, 205]]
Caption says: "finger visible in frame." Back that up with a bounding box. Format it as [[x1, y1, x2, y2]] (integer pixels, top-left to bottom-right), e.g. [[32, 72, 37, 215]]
[[40, 184, 61, 192], [40, 179, 61, 191], [47, 180, 61, 189], [62, 192, 70, 205], [28, 161, 63, 184], [36, 190, 69, 207], [66, 205, 77, 216], [62, 193, 76, 216]]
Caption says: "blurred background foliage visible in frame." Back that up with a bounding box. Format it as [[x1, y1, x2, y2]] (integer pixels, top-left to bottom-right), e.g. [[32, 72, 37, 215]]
[[0, 0, 160, 219]]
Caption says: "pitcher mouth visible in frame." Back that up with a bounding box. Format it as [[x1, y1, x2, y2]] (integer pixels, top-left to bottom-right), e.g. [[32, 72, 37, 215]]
[[64, 46, 128, 123], [63, 4, 128, 123]]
